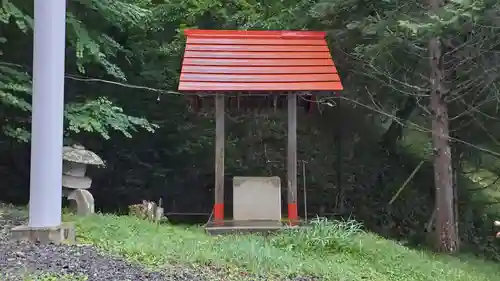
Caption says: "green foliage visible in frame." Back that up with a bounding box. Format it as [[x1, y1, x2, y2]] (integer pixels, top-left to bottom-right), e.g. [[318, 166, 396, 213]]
[[270, 217, 363, 254], [0, 0, 32, 32], [65, 97, 157, 140], [0, 0, 157, 142], [0, 64, 31, 141]]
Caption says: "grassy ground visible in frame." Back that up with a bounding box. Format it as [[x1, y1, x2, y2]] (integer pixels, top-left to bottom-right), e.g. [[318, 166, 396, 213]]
[[69, 214, 499, 281]]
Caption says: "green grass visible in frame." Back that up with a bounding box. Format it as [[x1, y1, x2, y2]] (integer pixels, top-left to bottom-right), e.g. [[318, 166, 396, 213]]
[[70, 214, 499, 281]]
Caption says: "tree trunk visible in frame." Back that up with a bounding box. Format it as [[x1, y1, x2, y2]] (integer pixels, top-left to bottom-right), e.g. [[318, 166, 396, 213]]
[[449, 98, 463, 250], [451, 144, 461, 250], [428, 34, 459, 252]]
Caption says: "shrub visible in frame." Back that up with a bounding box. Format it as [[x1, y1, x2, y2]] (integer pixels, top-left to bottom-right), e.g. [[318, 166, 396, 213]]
[[270, 217, 363, 255]]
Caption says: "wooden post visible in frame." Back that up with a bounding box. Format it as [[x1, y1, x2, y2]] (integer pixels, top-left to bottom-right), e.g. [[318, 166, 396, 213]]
[[336, 97, 344, 213], [214, 94, 225, 222], [287, 93, 298, 223]]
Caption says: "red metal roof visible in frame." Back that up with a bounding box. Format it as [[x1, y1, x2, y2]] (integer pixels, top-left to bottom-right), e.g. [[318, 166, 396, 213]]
[[178, 29, 344, 92]]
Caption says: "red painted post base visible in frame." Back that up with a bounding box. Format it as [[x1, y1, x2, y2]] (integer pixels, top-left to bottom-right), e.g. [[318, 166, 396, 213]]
[[287, 203, 298, 226], [213, 203, 224, 225]]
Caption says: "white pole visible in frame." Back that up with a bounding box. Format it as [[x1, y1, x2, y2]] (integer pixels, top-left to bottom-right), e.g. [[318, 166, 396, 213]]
[[29, 0, 67, 228]]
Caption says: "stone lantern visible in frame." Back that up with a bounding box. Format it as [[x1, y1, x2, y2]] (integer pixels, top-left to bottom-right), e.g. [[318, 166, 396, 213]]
[[62, 144, 104, 216]]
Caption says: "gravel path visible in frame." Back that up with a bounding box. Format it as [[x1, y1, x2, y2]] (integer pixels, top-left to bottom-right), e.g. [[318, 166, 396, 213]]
[[0, 204, 204, 281]]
